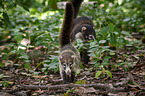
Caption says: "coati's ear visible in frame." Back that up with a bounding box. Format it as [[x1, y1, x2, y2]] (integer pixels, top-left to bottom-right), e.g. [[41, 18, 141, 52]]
[[71, 55, 76, 62], [71, 55, 75, 59], [59, 56, 63, 61], [82, 27, 86, 32]]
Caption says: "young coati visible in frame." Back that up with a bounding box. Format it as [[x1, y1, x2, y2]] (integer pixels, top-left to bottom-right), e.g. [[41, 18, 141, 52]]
[[59, 2, 80, 83], [70, 0, 96, 65]]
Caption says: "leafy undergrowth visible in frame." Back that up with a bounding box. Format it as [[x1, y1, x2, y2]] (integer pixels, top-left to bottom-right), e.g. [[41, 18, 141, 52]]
[[0, 0, 145, 96], [0, 43, 145, 95]]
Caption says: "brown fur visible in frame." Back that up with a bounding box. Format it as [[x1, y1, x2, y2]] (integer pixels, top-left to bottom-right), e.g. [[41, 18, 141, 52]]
[[59, 2, 80, 83], [70, 0, 96, 65], [70, 0, 83, 19]]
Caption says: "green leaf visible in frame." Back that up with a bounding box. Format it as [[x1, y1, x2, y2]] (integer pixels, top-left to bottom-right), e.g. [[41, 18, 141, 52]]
[[36, 62, 43, 68], [3, 12, 10, 25], [75, 80, 86, 84], [110, 33, 116, 46], [115, 27, 121, 35], [14, 32, 23, 43], [24, 64, 30, 70], [102, 68, 105, 73], [104, 56, 111, 61], [0, 74, 4, 79], [127, 62, 133, 67], [0, 62, 5, 67], [121, 31, 131, 36], [79, 63, 84, 69], [48, 0, 58, 9], [18, 54, 29, 59], [2, 54, 9, 60], [109, 23, 114, 33], [101, 26, 109, 34], [95, 71, 102, 78], [105, 70, 112, 78], [99, 40, 106, 44]]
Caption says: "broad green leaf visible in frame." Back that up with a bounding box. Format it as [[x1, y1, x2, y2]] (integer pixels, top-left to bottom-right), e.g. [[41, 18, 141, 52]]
[[105, 70, 112, 78], [99, 40, 106, 44], [109, 23, 114, 33], [24, 64, 30, 70], [3, 12, 10, 24], [0, 62, 5, 67], [79, 63, 84, 69], [0, 74, 4, 79], [2, 54, 9, 60], [42, 68, 47, 72], [14, 32, 23, 43], [95, 71, 102, 78], [101, 26, 109, 34], [121, 31, 131, 36], [110, 33, 116, 46], [115, 27, 121, 35], [127, 62, 133, 67], [104, 56, 111, 61], [18, 54, 29, 59], [102, 61, 109, 66]]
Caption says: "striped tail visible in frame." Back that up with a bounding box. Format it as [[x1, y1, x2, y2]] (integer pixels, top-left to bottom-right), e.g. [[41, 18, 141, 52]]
[[60, 2, 74, 48], [70, 0, 83, 18]]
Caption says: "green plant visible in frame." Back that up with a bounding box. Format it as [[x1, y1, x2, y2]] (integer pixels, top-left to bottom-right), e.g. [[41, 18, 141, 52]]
[[95, 66, 112, 79]]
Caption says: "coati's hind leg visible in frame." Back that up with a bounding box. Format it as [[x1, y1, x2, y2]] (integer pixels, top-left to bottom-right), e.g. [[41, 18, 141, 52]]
[[83, 52, 89, 65], [81, 49, 90, 65]]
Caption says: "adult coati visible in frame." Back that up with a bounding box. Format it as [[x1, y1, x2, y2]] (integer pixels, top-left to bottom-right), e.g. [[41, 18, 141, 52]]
[[59, 2, 80, 83], [70, 0, 96, 65]]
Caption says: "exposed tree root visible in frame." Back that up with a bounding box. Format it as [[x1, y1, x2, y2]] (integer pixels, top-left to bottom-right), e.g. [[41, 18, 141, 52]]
[[18, 83, 125, 93]]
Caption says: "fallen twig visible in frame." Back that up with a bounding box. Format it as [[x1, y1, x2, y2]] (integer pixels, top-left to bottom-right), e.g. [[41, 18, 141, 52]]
[[18, 83, 125, 92]]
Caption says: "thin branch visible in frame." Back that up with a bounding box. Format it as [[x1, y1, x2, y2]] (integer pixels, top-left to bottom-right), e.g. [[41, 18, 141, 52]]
[[18, 83, 125, 92]]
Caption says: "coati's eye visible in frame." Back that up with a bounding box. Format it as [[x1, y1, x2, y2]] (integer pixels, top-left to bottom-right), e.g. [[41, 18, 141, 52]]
[[63, 65, 66, 69], [85, 36, 88, 39], [69, 62, 73, 68], [62, 62, 66, 69]]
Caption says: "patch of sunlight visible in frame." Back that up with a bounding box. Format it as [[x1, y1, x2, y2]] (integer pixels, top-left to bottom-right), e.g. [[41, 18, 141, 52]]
[[35, 0, 43, 3], [84, 0, 88, 2], [40, 11, 59, 19], [106, 9, 110, 12], [30, 10, 59, 20], [122, 7, 129, 13], [118, 0, 123, 5]]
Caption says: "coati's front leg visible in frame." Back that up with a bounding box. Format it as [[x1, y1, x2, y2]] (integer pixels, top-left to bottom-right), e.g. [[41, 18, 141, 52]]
[[70, 71, 75, 83], [62, 71, 75, 83], [62, 71, 68, 83]]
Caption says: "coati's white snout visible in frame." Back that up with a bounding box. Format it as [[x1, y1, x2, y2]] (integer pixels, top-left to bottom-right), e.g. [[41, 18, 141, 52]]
[[65, 66, 71, 75]]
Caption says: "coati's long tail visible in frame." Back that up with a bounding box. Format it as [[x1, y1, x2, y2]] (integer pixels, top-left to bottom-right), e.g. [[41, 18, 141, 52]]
[[70, 0, 83, 19], [60, 2, 74, 48]]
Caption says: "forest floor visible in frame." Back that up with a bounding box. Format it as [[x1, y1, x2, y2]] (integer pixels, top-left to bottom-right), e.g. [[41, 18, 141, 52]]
[[0, 35, 145, 96]]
